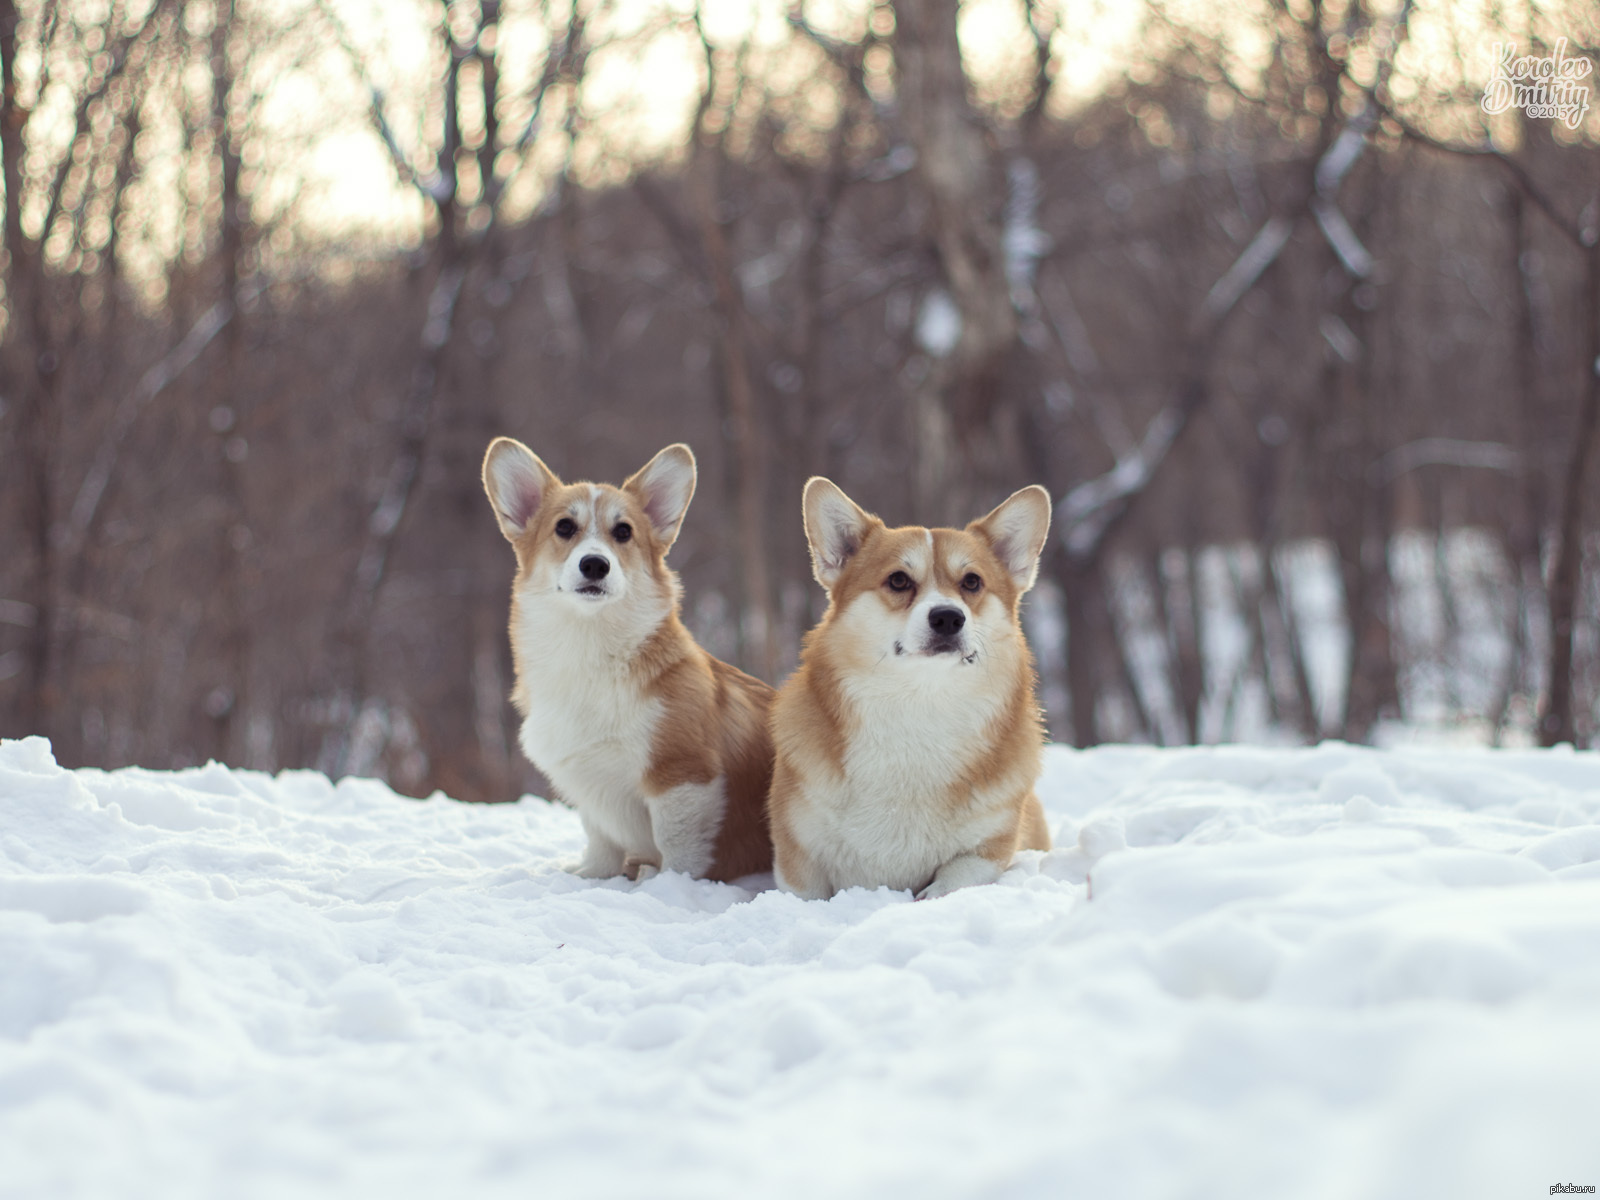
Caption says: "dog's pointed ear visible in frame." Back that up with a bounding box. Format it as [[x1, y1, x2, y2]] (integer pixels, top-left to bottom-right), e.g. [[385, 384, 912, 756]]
[[803, 477, 875, 591], [623, 444, 697, 549], [483, 437, 558, 541], [970, 485, 1052, 592]]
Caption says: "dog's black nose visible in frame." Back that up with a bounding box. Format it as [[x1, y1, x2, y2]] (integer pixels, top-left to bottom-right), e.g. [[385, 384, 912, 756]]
[[928, 606, 965, 636], [579, 555, 610, 581]]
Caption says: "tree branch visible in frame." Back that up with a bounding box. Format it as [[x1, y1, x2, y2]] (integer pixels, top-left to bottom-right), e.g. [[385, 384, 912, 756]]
[[61, 290, 253, 558], [1374, 99, 1593, 248]]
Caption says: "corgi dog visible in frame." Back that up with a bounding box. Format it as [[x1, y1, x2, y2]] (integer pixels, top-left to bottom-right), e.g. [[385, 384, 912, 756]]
[[481, 440, 774, 882], [768, 479, 1053, 900]]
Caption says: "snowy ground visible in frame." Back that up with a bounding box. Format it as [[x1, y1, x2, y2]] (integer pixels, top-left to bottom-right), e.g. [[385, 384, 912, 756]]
[[3, 735, 1599, 1200]]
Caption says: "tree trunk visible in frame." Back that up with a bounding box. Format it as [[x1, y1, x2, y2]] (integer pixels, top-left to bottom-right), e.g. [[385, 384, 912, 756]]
[[210, 0, 250, 765], [892, 0, 1016, 522], [1540, 241, 1600, 746], [1057, 549, 1131, 747], [694, 148, 777, 683], [2, 0, 52, 739]]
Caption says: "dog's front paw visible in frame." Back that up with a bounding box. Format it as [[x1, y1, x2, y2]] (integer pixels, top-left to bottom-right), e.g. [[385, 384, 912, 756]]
[[915, 854, 1002, 899], [622, 853, 661, 882], [567, 857, 620, 879]]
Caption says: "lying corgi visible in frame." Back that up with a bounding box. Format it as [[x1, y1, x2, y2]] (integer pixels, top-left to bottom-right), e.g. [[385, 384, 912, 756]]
[[768, 479, 1053, 900], [482, 439, 774, 882]]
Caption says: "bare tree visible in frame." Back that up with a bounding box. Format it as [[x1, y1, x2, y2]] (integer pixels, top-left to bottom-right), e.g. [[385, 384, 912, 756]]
[[316, 0, 589, 794], [891, 0, 1018, 521], [5, 0, 1597, 779], [1, 0, 180, 741], [689, 11, 777, 681], [1378, 104, 1600, 747]]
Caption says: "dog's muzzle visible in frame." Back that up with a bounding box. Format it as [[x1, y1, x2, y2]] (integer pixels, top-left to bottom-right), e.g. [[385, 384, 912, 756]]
[[574, 554, 611, 597], [923, 605, 967, 656]]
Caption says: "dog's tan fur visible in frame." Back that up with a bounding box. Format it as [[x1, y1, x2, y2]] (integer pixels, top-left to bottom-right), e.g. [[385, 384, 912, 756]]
[[483, 440, 772, 882], [769, 480, 1052, 900]]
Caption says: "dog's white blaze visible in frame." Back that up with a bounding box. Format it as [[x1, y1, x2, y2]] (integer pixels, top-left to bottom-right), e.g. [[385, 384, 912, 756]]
[[552, 488, 629, 600], [595, 487, 627, 532], [907, 534, 932, 577]]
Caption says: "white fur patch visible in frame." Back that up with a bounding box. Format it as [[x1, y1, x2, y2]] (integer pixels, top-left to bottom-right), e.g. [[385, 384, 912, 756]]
[[786, 626, 1020, 894], [645, 780, 725, 877], [511, 551, 675, 871]]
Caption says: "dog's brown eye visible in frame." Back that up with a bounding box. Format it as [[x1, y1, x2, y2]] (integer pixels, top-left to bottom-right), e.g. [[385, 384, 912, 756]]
[[555, 518, 577, 539], [612, 523, 632, 543], [886, 571, 913, 592], [961, 572, 982, 593]]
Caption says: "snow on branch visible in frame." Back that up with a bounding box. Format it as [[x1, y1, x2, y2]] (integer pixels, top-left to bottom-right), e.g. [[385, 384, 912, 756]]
[[1375, 100, 1595, 249], [1314, 122, 1369, 195], [353, 263, 466, 589], [1004, 157, 1051, 306], [1200, 215, 1294, 326], [369, 87, 452, 204], [1056, 208, 1296, 563], [1374, 438, 1519, 483], [1055, 56, 1406, 564], [1312, 197, 1373, 278], [1309, 106, 1378, 278], [1060, 405, 1186, 559], [315, 0, 451, 205]]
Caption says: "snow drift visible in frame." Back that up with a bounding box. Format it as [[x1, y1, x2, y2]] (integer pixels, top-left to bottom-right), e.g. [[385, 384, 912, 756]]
[[2, 735, 1599, 1199]]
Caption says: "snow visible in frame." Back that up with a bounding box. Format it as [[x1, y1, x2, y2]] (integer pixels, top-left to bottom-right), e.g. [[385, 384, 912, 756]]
[[1070, 529, 1578, 747], [4, 734, 1599, 1199], [915, 289, 963, 358]]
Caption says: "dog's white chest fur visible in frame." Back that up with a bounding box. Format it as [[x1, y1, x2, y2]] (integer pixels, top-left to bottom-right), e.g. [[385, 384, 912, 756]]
[[795, 669, 1010, 892], [513, 603, 662, 848]]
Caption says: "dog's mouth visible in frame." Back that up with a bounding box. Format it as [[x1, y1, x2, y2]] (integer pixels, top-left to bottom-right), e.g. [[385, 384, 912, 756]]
[[913, 636, 976, 663], [573, 583, 608, 599]]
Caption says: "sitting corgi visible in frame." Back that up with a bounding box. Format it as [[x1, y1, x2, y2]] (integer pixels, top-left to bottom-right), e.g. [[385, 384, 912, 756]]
[[768, 479, 1053, 900], [482, 439, 774, 882]]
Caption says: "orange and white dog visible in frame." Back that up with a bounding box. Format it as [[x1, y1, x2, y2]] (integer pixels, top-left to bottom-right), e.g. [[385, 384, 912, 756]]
[[768, 480, 1053, 900], [482, 440, 774, 883]]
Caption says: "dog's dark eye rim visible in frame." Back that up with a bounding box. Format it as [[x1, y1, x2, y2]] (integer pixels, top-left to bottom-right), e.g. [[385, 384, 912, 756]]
[[886, 570, 913, 592], [612, 522, 632, 543], [554, 517, 578, 539], [961, 572, 983, 592]]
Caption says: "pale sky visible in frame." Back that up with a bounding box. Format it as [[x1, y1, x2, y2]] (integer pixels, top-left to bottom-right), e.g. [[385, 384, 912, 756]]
[[257, 0, 1154, 251], [11, 0, 1594, 298], [269, 0, 1596, 255]]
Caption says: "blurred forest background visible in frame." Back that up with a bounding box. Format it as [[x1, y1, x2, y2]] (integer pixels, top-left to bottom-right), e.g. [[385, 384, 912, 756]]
[[2, 0, 1598, 802]]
